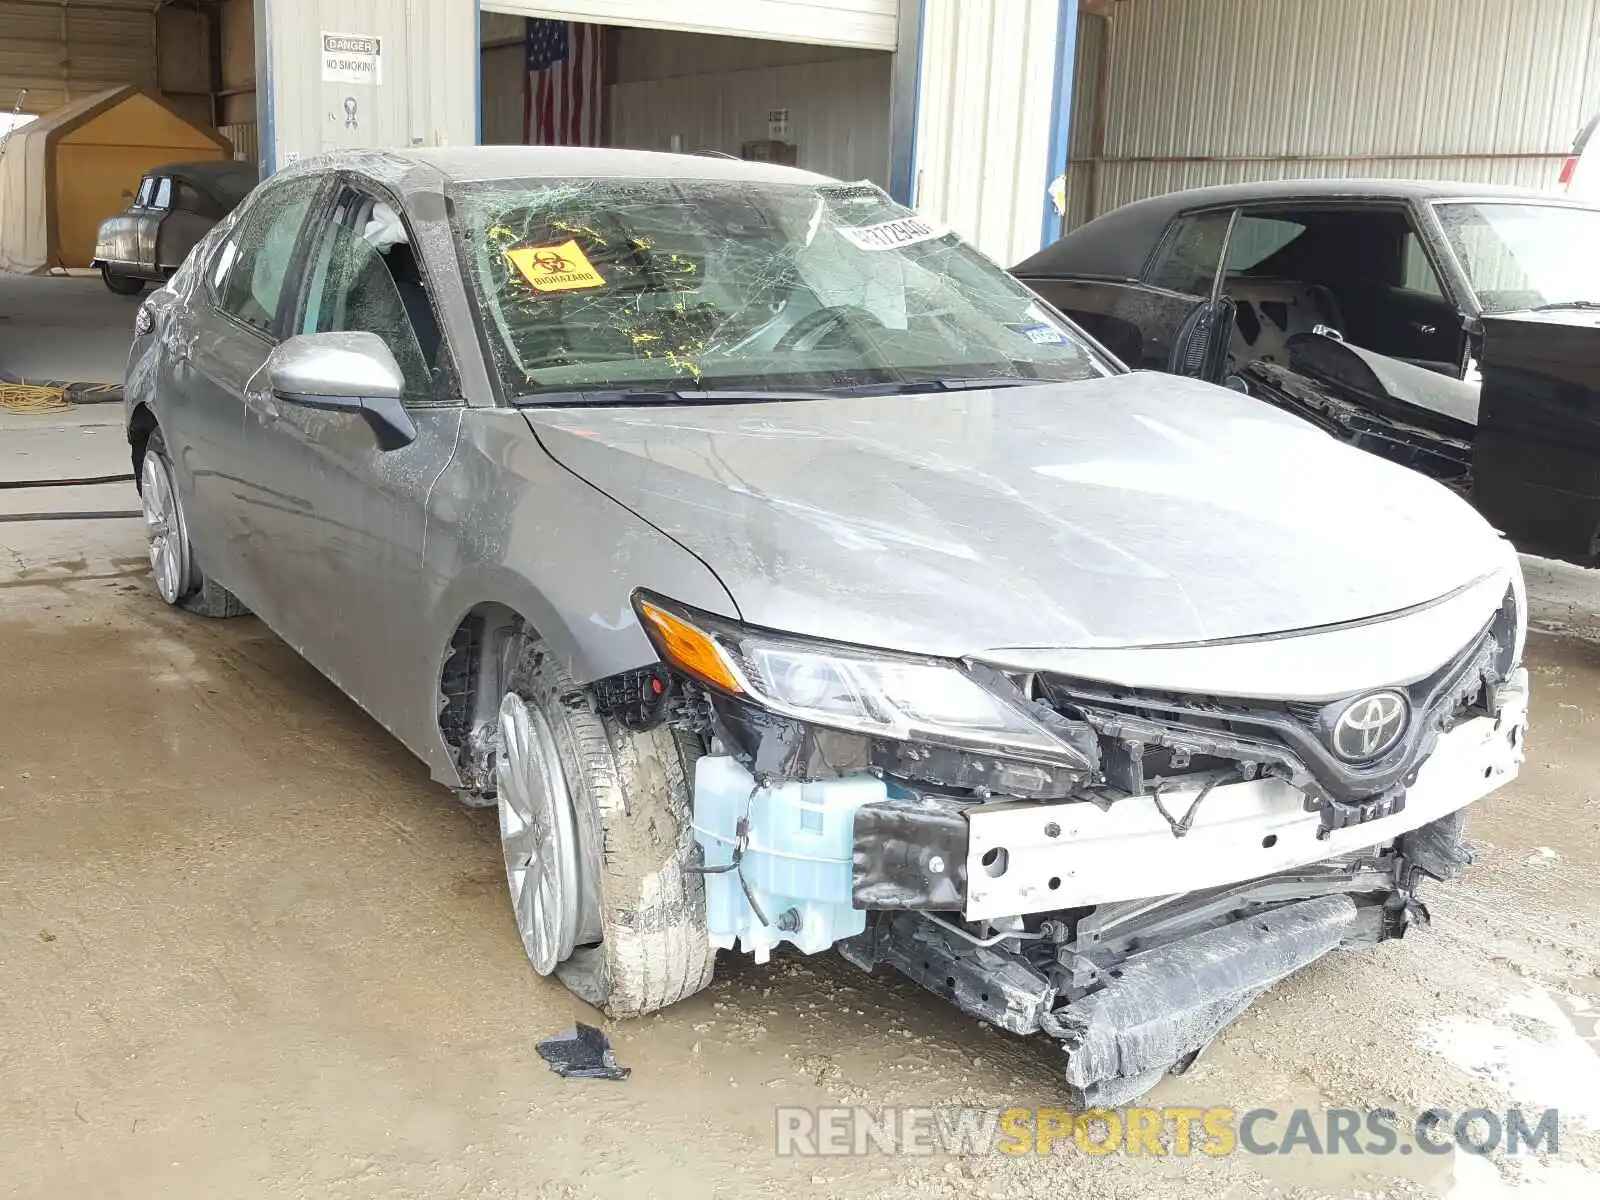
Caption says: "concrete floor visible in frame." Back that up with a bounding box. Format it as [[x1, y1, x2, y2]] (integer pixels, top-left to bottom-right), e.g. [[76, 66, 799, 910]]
[[2, 409, 1598, 1199], [0, 273, 137, 385]]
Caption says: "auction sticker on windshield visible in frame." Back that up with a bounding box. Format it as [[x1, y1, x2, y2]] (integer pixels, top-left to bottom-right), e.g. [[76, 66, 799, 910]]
[[839, 215, 948, 251], [505, 240, 606, 293]]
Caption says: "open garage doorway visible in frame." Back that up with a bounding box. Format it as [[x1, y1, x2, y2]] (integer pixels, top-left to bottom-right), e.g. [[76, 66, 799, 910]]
[[478, 11, 895, 188]]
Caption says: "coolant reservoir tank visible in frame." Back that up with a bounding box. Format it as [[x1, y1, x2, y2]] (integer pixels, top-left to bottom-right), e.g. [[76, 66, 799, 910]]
[[692, 756, 885, 963]]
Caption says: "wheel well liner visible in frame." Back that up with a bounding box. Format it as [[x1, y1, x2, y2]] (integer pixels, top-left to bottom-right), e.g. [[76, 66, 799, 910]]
[[128, 403, 157, 485], [437, 601, 528, 792]]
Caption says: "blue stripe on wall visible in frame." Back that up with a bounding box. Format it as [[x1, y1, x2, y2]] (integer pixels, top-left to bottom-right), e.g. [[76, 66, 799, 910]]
[[255, 0, 274, 176], [888, 0, 925, 206], [1041, 0, 1080, 249]]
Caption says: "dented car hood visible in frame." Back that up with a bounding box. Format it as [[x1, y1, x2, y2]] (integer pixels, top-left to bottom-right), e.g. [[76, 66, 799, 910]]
[[525, 372, 1507, 659]]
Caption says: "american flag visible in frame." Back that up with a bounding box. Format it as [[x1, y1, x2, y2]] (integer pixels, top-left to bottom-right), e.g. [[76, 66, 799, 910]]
[[525, 19, 604, 146]]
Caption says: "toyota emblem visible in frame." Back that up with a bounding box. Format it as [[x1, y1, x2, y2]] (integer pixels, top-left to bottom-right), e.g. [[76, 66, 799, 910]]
[[1331, 691, 1408, 761]]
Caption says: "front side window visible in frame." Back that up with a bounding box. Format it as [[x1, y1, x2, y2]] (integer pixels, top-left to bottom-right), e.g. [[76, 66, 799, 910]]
[[449, 178, 1108, 400], [298, 193, 445, 403], [1146, 210, 1232, 296], [1435, 201, 1600, 313], [135, 177, 156, 207], [216, 177, 323, 334]]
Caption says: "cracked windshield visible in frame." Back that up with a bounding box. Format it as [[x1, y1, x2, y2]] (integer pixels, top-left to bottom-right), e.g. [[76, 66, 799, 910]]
[[449, 178, 1106, 399], [1434, 201, 1600, 313]]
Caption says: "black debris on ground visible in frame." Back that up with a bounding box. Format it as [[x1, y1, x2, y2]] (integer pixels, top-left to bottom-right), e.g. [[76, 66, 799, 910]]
[[535, 1022, 631, 1080]]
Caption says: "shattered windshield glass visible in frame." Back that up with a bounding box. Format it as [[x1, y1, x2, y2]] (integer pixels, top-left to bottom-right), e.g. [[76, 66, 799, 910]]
[[1434, 202, 1600, 314], [447, 177, 1108, 400]]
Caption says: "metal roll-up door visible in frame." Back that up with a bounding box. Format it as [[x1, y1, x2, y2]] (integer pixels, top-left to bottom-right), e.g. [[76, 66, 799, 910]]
[[480, 1, 899, 51]]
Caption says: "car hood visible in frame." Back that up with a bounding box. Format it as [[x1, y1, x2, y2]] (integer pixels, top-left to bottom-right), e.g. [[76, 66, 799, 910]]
[[524, 372, 1507, 659]]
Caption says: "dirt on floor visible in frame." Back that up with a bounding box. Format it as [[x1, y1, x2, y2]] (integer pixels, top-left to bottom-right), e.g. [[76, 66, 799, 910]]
[[1, 507, 1598, 1199]]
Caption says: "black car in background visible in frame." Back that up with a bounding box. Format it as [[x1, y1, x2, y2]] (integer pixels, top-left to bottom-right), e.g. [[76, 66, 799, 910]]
[[92, 160, 257, 296], [1014, 179, 1600, 566]]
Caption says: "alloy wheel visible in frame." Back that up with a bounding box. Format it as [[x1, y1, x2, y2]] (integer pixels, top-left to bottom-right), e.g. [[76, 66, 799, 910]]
[[497, 692, 585, 974], [139, 450, 189, 605]]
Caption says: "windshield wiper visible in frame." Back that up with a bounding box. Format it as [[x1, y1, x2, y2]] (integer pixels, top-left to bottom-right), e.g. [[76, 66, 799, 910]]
[[513, 371, 1059, 406], [826, 376, 1038, 397], [515, 377, 1046, 405], [925, 376, 1037, 391], [1528, 300, 1600, 312], [515, 387, 840, 406]]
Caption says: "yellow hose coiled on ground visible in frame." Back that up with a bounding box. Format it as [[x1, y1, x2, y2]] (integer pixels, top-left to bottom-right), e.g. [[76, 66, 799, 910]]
[[0, 382, 70, 413]]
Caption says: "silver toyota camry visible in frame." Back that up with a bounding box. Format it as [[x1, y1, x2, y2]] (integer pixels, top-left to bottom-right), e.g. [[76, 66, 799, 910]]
[[125, 147, 1530, 1104]]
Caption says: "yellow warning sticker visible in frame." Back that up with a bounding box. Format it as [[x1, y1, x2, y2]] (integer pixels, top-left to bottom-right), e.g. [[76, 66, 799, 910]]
[[504, 239, 606, 293]]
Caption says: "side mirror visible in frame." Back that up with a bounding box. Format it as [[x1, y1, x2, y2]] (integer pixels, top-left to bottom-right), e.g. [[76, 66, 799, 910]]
[[265, 331, 417, 450]]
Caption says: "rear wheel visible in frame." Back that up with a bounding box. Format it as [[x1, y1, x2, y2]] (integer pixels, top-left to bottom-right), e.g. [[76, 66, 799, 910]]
[[137, 428, 248, 618], [496, 640, 714, 1016], [101, 265, 145, 296]]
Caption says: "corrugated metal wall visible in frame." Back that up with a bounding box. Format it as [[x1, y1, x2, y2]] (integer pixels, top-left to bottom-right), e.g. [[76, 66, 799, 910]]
[[264, 0, 476, 169], [914, 0, 1065, 266], [1062, 6, 1106, 232], [0, 0, 159, 115], [218, 121, 259, 162], [609, 31, 892, 185], [1067, 0, 1600, 224]]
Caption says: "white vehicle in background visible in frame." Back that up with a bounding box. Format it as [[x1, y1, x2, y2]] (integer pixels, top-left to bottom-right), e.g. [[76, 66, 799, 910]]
[[1560, 113, 1599, 200]]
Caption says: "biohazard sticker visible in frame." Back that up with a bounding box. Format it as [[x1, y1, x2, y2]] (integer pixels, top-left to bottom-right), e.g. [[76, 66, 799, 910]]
[[505, 240, 606, 292], [838, 215, 948, 251]]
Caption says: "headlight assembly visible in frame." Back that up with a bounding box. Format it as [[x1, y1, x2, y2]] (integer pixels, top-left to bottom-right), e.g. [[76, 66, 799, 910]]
[[635, 593, 1089, 768]]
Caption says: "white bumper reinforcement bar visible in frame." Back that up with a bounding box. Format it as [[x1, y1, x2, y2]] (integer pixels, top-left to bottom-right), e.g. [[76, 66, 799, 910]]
[[963, 668, 1529, 921]]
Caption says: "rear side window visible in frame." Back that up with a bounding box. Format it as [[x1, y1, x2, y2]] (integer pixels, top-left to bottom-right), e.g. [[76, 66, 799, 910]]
[[1146, 211, 1231, 296], [216, 177, 323, 334], [173, 181, 208, 214], [1224, 216, 1307, 274]]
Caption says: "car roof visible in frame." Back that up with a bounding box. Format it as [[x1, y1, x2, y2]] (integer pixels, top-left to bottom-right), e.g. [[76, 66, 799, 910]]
[[341, 144, 837, 187], [1013, 177, 1589, 279], [152, 160, 258, 202]]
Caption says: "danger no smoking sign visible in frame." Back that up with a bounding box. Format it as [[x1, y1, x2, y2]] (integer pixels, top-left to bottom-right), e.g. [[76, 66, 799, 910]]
[[322, 32, 383, 85]]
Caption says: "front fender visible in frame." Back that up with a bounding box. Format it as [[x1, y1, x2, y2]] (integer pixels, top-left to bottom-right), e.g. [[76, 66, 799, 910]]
[[408, 410, 741, 786]]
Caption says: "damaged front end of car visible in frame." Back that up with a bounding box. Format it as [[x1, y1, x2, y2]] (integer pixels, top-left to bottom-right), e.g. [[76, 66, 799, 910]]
[[616, 588, 1529, 1106]]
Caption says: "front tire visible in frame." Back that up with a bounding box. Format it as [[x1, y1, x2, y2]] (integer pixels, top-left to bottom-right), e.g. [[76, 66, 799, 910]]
[[497, 640, 714, 1017], [137, 428, 248, 618], [102, 265, 145, 296]]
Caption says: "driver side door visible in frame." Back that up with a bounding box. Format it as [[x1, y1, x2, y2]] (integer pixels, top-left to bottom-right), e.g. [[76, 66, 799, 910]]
[[242, 180, 464, 732]]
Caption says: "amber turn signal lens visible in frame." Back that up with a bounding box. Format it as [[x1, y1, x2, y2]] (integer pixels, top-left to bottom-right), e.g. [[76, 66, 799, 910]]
[[639, 602, 744, 694]]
